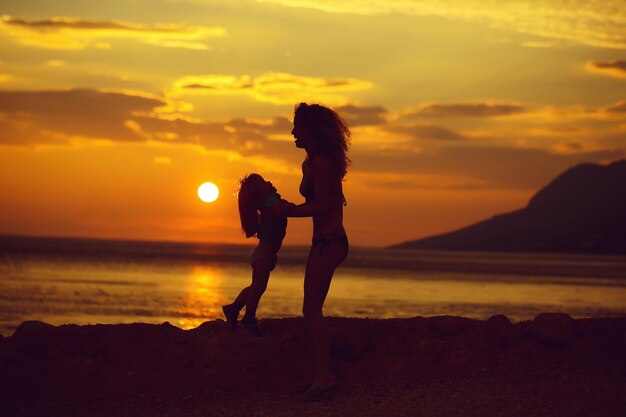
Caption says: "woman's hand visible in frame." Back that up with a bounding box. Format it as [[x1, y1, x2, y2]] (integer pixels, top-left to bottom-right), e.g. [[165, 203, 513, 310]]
[[270, 201, 296, 218]]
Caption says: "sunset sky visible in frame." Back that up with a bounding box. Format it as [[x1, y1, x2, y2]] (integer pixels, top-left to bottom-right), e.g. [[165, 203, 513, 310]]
[[1, 0, 625, 247]]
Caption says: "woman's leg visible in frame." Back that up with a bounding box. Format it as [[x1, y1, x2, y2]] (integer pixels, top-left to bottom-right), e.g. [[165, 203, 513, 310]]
[[302, 241, 348, 389]]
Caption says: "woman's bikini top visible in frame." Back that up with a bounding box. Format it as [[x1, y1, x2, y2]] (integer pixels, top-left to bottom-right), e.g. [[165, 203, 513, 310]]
[[299, 157, 347, 206]]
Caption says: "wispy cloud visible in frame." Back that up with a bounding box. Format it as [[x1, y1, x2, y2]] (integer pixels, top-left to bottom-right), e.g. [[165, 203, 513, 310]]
[[0, 88, 296, 160], [386, 124, 466, 141], [352, 143, 624, 189], [406, 102, 527, 118], [256, 0, 626, 49], [0, 88, 165, 145], [336, 104, 388, 126], [0, 15, 226, 50], [130, 114, 293, 155], [171, 72, 373, 105], [603, 100, 626, 115], [521, 41, 554, 48], [587, 60, 626, 78], [349, 172, 490, 190], [2, 88, 623, 189]]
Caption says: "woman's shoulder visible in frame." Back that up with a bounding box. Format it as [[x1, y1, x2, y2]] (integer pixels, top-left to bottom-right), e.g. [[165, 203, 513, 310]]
[[309, 153, 333, 170]]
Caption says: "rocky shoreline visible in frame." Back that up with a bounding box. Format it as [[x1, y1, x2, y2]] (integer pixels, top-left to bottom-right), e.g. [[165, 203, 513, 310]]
[[1, 314, 625, 417]]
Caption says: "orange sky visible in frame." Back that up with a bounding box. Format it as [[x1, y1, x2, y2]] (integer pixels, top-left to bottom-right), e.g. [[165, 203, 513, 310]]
[[0, 0, 624, 247]]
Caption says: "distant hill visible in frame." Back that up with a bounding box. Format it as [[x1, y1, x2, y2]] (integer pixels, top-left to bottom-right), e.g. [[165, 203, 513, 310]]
[[391, 160, 626, 254]]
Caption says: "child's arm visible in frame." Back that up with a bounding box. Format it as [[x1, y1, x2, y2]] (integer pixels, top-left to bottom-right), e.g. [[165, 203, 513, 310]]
[[270, 201, 296, 218]]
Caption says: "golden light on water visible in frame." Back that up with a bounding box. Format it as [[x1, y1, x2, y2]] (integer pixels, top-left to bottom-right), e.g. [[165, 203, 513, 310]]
[[198, 182, 219, 203], [177, 266, 228, 330]]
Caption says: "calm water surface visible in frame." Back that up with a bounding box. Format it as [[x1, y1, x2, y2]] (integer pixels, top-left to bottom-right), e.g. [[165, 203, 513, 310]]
[[1, 236, 625, 336]]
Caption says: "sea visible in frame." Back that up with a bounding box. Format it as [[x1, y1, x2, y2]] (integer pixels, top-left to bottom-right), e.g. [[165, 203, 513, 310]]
[[1, 235, 625, 337]]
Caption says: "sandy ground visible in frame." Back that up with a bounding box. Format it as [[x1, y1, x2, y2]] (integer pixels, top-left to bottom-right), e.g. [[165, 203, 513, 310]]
[[1, 314, 625, 417]]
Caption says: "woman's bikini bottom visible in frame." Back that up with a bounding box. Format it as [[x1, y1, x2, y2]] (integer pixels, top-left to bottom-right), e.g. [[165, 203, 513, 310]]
[[311, 234, 349, 255]]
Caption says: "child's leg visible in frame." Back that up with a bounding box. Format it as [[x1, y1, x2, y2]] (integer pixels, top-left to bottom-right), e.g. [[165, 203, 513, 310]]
[[243, 258, 273, 320], [233, 287, 249, 311], [244, 240, 280, 320]]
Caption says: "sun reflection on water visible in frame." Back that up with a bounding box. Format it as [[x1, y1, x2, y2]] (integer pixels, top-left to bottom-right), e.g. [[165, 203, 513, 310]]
[[176, 266, 229, 330]]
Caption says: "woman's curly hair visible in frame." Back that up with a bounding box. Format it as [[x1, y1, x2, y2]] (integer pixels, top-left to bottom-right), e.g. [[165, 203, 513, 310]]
[[294, 103, 351, 179]]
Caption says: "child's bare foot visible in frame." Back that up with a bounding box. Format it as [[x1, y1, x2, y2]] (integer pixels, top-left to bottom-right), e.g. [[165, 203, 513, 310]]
[[241, 316, 261, 336], [222, 304, 239, 331]]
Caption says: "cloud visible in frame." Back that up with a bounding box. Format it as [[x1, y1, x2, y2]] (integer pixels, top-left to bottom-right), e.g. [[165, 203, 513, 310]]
[[395, 99, 625, 127], [0, 15, 226, 50], [3, 88, 623, 189], [256, 0, 626, 49], [225, 117, 292, 137], [587, 60, 626, 78], [0, 89, 165, 145], [550, 142, 584, 154], [127, 115, 231, 146], [351, 144, 625, 189], [127, 112, 302, 175], [602, 100, 626, 117], [521, 41, 554, 48], [350, 172, 490, 190], [45, 60, 66, 67], [0, 88, 298, 164], [336, 104, 388, 126], [386, 124, 466, 141], [406, 102, 528, 118], [171, 72, 373, 105], [131, 114, 293, 155]]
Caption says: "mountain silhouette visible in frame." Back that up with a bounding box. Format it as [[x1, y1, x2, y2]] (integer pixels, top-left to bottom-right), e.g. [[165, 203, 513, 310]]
[[391, 160, 626, 254]]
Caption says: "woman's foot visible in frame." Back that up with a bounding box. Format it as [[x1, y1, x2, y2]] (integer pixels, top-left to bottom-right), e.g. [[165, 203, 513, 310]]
[[222, 304, 239, 331], [241, 316, 262, 336]]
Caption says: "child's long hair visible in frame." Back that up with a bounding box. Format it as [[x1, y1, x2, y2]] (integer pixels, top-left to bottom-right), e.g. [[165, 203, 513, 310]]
[[238, 173, 264, 238]]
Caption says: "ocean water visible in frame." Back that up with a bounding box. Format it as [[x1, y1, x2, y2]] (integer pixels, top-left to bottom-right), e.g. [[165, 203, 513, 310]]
[[1, 235, 625, 336]]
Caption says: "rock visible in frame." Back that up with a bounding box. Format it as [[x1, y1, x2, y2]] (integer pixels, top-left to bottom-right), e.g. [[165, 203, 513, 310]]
[[9, 321, 59, 357], [487, 314, 511, 328], [189, 320, 224, 335], [12, 320, 56, 338], [530, 313, 576, 348], [486, 314, 515, 347], [428, 316, 476, 340]]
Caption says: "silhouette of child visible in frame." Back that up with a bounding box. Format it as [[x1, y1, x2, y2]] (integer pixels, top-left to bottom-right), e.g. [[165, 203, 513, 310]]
[[222, 173, 294, 335]]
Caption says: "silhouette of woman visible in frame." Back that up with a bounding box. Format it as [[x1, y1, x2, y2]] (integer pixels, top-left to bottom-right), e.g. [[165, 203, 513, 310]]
[[222, 173, 293, 336], [274, 103, 350, 400]]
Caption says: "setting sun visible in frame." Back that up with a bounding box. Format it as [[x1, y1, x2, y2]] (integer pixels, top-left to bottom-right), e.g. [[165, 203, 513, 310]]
[[198, 182, 219, 203]]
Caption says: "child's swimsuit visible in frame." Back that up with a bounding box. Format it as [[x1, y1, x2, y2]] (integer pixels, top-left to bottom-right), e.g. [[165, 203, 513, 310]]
[[249, 192, 287, 268]]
